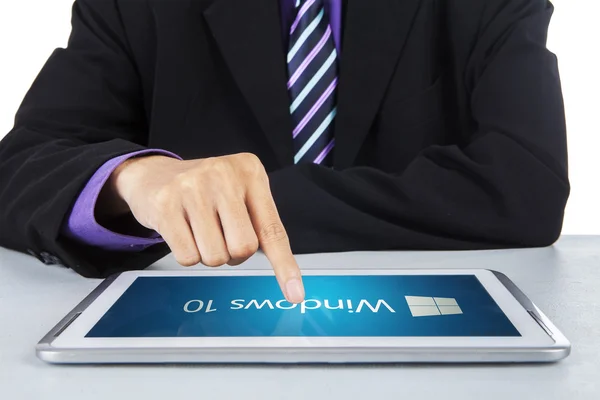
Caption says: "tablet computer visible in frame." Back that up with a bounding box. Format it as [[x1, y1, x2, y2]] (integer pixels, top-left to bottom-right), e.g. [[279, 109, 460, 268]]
[[36, 269, 570, 364]]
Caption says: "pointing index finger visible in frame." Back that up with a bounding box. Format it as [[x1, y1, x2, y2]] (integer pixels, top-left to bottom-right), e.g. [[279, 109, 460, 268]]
[[245, 181, 304, 304]]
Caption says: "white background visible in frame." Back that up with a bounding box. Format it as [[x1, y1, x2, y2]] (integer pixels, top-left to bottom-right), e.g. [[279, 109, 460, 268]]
[[0, 0, 598, 234]]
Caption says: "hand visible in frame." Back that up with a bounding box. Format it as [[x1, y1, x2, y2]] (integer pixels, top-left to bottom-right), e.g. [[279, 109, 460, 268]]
[[101, 153, 305, 304]]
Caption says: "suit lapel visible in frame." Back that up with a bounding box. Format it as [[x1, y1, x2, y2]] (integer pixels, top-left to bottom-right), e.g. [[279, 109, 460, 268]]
[[335, 0, 422, 168], [203, 0, 294, 167]]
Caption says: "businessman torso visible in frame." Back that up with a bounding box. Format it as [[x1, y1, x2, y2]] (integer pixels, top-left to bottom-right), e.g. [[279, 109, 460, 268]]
[[1, 0, 568, 278]]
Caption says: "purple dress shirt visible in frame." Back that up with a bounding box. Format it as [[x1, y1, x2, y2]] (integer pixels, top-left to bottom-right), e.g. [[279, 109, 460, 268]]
[[63, 0, 342, 251]]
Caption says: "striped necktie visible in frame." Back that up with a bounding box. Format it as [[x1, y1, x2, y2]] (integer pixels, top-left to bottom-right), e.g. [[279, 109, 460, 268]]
[[287, 0, 339, 166]]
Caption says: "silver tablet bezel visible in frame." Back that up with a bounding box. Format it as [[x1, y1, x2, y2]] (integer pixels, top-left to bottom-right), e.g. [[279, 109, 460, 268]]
[[43, 269, 564, 351]]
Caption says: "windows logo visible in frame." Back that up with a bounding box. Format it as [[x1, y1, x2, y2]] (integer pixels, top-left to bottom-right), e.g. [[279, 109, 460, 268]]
[[405, 296, 463, 317]]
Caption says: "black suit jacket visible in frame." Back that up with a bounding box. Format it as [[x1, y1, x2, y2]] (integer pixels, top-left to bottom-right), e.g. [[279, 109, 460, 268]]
[[0, 0, 569, 278]]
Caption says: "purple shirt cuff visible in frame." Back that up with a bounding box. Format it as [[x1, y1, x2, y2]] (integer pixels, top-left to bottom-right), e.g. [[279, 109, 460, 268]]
[[63, 150, 182, 252]]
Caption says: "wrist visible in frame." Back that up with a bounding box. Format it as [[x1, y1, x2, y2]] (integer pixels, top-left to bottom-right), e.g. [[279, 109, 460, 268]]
[[115, 155, 179, 201], [99, 155, 179, 218]]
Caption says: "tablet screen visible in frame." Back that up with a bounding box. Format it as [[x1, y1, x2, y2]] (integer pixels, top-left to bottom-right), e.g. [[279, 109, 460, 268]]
[[85, 275, 521, 338]]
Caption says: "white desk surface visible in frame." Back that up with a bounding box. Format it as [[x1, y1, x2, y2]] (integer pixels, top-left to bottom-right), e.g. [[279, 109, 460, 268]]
[[1, 235, 599, 400]]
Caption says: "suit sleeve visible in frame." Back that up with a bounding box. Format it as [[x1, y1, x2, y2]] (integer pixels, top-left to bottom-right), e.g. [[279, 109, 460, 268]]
[[0, 0, 170, 277], [270, 0, 570, 253], [62, 149, 181, 251]]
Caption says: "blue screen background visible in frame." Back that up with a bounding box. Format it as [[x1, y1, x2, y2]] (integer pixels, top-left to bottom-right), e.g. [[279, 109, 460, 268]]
[[86, 275, 520, 338]]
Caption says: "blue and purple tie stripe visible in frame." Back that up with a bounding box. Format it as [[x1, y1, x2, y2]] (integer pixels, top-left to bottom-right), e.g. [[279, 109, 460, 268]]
[[288, 0, 338, 165]]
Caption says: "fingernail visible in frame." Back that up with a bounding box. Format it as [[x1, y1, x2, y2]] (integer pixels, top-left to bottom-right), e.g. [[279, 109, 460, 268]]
[[285, 278, 305, 304]]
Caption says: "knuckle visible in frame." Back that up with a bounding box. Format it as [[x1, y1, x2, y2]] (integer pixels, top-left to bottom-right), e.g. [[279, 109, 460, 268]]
[[229, 239, 259, 260], [238, 153, 265, 178], [259, 222, 288, 244], [202, 158, 236, 186], [208, 157, 233, 174], [152, 187, 177, 211], [237, 152, 261, 165], [174, 173, 197, 193], [202, 252, 230, 268], [176, 253, 201, 267]]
